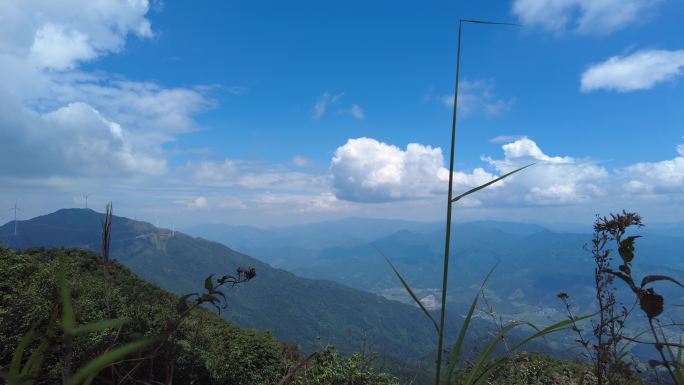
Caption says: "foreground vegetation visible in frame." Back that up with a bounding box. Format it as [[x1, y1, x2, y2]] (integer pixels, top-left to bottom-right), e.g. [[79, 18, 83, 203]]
[[0, 246, 397, 384]]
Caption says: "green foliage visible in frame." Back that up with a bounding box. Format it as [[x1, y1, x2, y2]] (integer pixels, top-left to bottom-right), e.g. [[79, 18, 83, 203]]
[[291, 347, 399, 385], [384, 255, 589, 385], [482, 353, 599, 385], [0, 246, 287, 384]]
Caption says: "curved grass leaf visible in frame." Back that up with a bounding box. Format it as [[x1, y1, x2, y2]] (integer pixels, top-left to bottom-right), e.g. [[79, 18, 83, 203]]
[[204, 274, 215, 292], [9, 323, 37, 377], [66, 337, 157, 385], [660, 326, 684, 385], [508, 314, 592, 353], [462, 322, 525, 385], [68, 319, 127, 336], [444, 264, 498, 385], [465, 313, 595, 385], [452, 164, 533, 203], [641, 275, 684, 290], [59, 264, 75, 332], [377, 246, 439, 333], [20, 339, 48, 378]]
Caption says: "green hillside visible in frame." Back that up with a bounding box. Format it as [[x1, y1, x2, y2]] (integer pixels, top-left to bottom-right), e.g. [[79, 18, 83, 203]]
[[1, 246, 408, 385], [0, 246, 287, 385], [0, 209, 437, 358]]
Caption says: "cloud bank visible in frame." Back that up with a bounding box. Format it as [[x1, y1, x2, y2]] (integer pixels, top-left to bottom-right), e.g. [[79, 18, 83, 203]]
[[330, 136, 684, 210], [581, 49, 684, 92], [0, 0, 210, 181], [512, 0, 663, 34]]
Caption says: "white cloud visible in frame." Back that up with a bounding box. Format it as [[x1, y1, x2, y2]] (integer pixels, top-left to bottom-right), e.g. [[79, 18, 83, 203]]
[[0, 0, 211, 180], [330, 137, 499, 202], [254, 192, 345, 213], [0, 96, 165, 177], [581, 49, 684, 92], [483, 137, 608, 205], [47, 76, 212, 137], [329, 136, 684, 211], [489, 135, 525, 144], [330, 138, 448, 202], [440, 80, 514, 117], [621, 143, 684, 195], [2, 0, 152, 71], [491, 137, 573, 166], [350, 104, 365, 120], [186, 159, 329, 192], [29, 24, 97, 70], [329, 136, 610, 206], [512, 0, 662, 34], [312, 91, 343, 120]]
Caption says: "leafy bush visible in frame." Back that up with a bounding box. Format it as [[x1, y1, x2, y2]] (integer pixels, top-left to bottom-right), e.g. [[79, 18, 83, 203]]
[[291, 346, 399, 385]]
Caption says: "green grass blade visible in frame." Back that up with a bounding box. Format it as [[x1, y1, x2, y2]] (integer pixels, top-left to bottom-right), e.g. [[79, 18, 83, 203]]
[[9, 322, 38, 376], [452, 164, 533, 203], [443, 293, 479, 385], [462, 322, 524, 385], [660, 327, 684, 384], [379, 249, 439, 333], [443, 264, 497, 385], [66, 337, 157, 385], [68, 319, 127, 336], [507, 313, 593, 353], [59, 263, 75, 332], [20, 339, 48, 377], [466, 314, 595, 385]]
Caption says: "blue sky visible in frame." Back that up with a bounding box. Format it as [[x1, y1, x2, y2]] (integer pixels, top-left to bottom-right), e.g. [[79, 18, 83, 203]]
[[1, 0, 684, 227]]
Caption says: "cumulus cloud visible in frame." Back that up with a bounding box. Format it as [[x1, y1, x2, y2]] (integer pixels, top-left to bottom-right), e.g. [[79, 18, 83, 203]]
[[0, 0, 211, 181], [440, 80, 514, 117], [330, 136, 609, 206], [331, 138, 448, 202], [512, 0, 662, 34], [330, 137, 499, 202], [581, 50, 684, 92], [483, 138, 607, 205], [2, 0, 152, 70], [0, 95, 165, 177], [620, 142, 684, 196]]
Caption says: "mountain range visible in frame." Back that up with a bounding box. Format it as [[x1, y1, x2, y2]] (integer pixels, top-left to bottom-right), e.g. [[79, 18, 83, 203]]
[[186, 218, 684, 328], [5, 208, 683, 364]]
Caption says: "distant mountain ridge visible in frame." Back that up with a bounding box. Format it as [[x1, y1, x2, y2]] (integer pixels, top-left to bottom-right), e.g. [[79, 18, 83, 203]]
[[186, 216, 684, 329], [0, 209, 439, 358]]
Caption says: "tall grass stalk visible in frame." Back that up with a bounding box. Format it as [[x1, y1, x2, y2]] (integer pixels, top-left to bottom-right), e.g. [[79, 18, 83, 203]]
[[435, 19, 519, 385], [382, 18, 595, 385]]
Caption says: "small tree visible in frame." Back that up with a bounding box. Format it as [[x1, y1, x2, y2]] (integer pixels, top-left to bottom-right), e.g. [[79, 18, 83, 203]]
[[561, 211, 684, 385]]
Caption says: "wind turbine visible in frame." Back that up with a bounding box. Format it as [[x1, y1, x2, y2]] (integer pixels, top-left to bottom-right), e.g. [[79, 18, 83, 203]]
[[10, 202, 21, 236], [84, 194, 89, 209]]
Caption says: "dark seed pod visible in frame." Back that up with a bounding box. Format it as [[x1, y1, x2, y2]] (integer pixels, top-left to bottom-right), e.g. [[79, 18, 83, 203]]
[[639, 289, 664, 319]]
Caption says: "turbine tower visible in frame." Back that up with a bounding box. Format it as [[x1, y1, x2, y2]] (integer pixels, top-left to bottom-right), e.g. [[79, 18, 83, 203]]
[[10, 202, 20, 236]]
